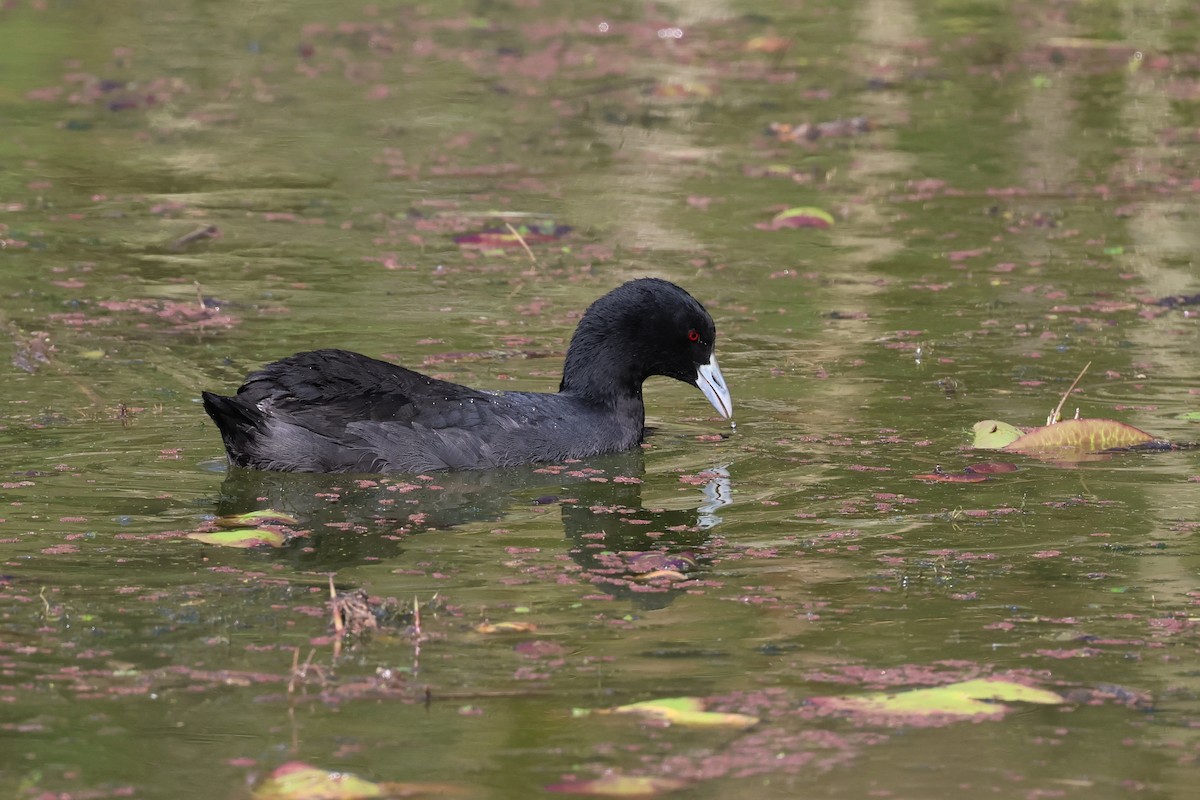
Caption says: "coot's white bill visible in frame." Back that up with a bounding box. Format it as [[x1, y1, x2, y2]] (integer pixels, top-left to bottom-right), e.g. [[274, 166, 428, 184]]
[[696, 354, 732, 419]]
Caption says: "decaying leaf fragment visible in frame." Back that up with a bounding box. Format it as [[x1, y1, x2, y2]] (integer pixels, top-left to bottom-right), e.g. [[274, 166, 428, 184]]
[[973, 418, 1160, 454]]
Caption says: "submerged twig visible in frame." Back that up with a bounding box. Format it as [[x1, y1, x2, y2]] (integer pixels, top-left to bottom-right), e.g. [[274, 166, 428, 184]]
[[38, 586, 59, 620], [287, 647, 300, 695], [504, 222, 538, 267], [170, 224, 220, 252], [287, 647, 319, 694], [328, 575, 343, 635], [329, 576, 345, 659]]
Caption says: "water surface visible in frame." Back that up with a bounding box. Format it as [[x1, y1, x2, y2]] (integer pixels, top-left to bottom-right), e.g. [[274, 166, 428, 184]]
[[2, 1, 1198, 798]]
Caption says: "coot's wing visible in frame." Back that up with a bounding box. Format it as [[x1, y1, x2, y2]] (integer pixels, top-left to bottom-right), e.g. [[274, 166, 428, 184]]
[[237, 349, 493, 423], [213, 349, 510, 472]]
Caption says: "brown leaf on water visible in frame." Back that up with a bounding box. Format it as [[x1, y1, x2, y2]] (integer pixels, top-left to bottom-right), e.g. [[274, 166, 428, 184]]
[[914, 471, 988, 484], [744, 35, 791, 54], [914, 461, 1018, 483], [651, 80, 714, 98], [167, 224, 220, 251], [964, 462, 1019, 474], [1002, 418, 1159, 453]]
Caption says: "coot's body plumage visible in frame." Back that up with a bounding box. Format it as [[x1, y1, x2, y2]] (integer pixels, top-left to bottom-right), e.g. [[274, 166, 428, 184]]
[[201, 278, 731, 473]]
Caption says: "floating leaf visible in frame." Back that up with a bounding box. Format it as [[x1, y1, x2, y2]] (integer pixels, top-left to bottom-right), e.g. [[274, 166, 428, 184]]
[[915, 460, 1020, 483], [1043, 36, 1139, 52], [601, 697, 758, 729], [546, 775, 689, 797], [972, 420, 1023, 449], [626, 551, 697, 574], [254, 762, 463, 800], [768, 118, 872, 144], [977, 418, 1159, 453], [822, 679, 1063, 719], [1177, 411, 1200, 422], [762, 206, 834, 230], [454, 222, 571, 248], [964, 461, 1018, 474], [744, 35, 791, 54], [187, 528, 286, 548], [1154, 292, 1200, 308], [651, 80, 713, 98], [215, 509, 299, 527], [914, 471, 988, 483], [631, 569, 688, 582], [254, 762, 384, 799], [474, 621, 538, 634]]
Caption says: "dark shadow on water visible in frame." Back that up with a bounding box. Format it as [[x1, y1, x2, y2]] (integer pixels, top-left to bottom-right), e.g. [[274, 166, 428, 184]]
[[211, 452, 733, 608]]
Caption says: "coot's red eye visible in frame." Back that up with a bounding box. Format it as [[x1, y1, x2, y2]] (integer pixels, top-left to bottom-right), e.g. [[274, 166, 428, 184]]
[[687, 329, 700, 342]]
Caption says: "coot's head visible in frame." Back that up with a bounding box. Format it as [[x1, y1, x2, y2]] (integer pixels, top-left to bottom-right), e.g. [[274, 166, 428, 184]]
[[560, 278, 732, 418]]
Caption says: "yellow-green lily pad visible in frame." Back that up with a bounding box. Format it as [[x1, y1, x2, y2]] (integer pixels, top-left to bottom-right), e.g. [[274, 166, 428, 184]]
[[254, 762, 384, 799], [767, 206, 835, 229], [972, 420, 1024, 449], [600, 697, 758, 729], [187, 528, 287, 548], [824, 678, 1063, 719], [254, 761, 462, 799], [546, 774, 689, 796]]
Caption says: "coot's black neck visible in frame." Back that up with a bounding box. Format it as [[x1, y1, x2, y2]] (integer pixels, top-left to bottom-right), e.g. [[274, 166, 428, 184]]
[[558, 324, 646, 409]]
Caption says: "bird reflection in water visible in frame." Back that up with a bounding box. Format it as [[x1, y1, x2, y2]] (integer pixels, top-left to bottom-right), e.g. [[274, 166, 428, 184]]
[[208, 452, 733, 608]]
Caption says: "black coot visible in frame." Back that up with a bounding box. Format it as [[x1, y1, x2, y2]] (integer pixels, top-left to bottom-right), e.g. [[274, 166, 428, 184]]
[[201, 278, 732, 473]]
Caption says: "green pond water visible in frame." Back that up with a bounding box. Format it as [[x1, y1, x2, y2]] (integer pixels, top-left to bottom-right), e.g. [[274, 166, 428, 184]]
[[2, 0, 1199, 798]]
